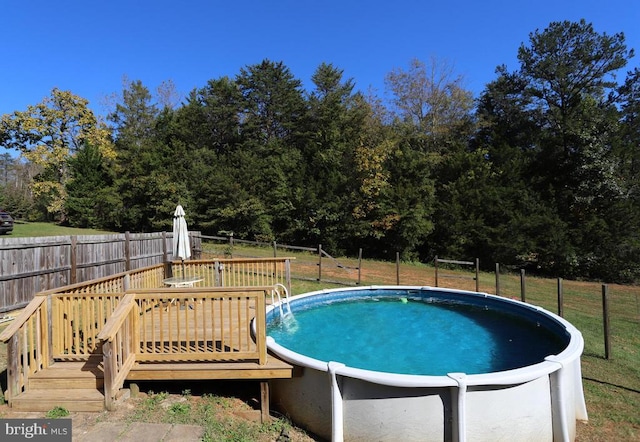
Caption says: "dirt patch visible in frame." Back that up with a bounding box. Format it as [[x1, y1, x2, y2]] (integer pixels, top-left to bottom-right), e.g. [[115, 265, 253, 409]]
[[0, 384, 320, 441]]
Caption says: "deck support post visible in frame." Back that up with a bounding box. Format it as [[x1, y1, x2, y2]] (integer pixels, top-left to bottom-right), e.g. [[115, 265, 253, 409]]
[[260, 381, 270, 423], [6, 334, 18, 403], [103, 340, 114, 411]]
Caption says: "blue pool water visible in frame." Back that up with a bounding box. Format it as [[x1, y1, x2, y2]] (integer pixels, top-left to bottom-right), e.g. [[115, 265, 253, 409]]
[[267, 291, 568, 376]]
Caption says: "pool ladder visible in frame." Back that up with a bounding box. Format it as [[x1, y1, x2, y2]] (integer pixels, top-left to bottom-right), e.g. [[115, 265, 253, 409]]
[[271, 283, 293, 319]]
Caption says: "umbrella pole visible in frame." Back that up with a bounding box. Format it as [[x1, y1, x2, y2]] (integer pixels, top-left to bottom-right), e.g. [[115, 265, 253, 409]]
[[181, 259, 186, 278]]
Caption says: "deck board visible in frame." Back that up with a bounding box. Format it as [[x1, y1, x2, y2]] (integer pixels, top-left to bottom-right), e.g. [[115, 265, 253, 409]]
[[128, 356, 294, 381]]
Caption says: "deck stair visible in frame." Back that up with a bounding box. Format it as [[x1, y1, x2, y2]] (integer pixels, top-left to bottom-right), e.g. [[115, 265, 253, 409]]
[[11, 356, 105, 412]]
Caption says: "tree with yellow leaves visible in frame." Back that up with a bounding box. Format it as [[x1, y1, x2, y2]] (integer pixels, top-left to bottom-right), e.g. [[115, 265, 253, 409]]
[[0, 88, 115, 222]]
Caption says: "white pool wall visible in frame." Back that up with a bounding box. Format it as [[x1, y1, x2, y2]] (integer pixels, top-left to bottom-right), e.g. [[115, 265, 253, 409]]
[[265, 286, 588, 442]]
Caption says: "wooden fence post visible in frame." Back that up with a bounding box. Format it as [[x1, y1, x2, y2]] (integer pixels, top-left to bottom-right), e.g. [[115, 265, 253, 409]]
[[162, 231, 172, 278], [434, 255, 439, 287], [495, 263, 500, 296], [273, 241, 277, 257], [475, 258, 480, 292], [357, 248, 362, 285], [557, 278, 564, 317], [124, 231, 131, 271], [602, 284, 611, 360], [396, 252, 400, 285], [70, 235, 78, 285], [162, 231, 168, 261], [318, 244, 322, 282], [520, 269, 526, 303], [285, 259, 292, 295]]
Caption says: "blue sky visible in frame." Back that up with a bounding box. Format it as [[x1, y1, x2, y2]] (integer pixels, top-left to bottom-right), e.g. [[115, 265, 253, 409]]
[[2, 0, 638, 118]]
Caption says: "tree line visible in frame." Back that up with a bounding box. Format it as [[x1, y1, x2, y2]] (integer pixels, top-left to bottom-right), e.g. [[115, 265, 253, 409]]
[[2, 20, 639, 283]]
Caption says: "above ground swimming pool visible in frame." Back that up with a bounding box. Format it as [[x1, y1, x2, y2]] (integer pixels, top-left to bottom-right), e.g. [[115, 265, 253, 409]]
[[262, 286, 588, 442]]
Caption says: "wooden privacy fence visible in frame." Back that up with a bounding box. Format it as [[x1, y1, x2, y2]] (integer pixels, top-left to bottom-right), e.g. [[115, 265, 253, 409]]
[[0, 232, 202, 312]]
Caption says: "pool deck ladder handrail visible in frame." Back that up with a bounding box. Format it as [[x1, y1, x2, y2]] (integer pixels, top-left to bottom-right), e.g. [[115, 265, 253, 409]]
[[271, 283, 293, 319]]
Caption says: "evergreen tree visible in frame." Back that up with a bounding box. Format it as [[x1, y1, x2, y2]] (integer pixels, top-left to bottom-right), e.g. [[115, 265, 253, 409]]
[[234, 60, 308, 241], [475, 20, 635, 278], [301, 63, 366, 251], [109, 80, 179, 232], [66, 143, 121, 229]]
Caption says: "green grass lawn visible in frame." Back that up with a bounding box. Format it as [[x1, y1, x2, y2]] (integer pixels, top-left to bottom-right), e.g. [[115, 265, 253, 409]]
[[6, 222, 116, 238]]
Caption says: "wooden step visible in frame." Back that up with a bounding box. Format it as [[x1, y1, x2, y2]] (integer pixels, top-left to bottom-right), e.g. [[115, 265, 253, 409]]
[[29, 361, 104, 390], [10, 389, 105, 412], [29, 360, 104, 388]]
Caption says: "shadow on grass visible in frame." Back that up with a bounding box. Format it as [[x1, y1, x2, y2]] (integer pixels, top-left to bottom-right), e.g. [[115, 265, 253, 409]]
[[583, 376, 640, 394], [582, 350, 606, 359]]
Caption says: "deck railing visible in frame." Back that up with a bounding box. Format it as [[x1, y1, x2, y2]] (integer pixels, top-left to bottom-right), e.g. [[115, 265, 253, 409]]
[[0, 264, 163, 402], [128, 265, 166, 289], [171, 257, 293, 294], [1, 295, 49, 400], [97, 293, 137, 410], [132, 287, 268, 362], [97, 287, 271, 408], [51, 293, 124, 358], [0, 257, 292, 409]]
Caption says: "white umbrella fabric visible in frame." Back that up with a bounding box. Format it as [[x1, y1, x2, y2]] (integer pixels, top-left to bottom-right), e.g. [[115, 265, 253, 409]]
[[172, 205, 191, 277]]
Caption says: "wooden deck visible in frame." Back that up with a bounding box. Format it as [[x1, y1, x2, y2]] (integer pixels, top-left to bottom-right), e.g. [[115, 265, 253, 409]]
[[0, 259, 297, 420], [9, 294, 295, 418], [11, 355, 293, 417]]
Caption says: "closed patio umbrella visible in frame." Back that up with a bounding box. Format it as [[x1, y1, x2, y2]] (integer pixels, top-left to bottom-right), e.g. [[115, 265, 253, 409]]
[[172, 205, 191, 277]]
